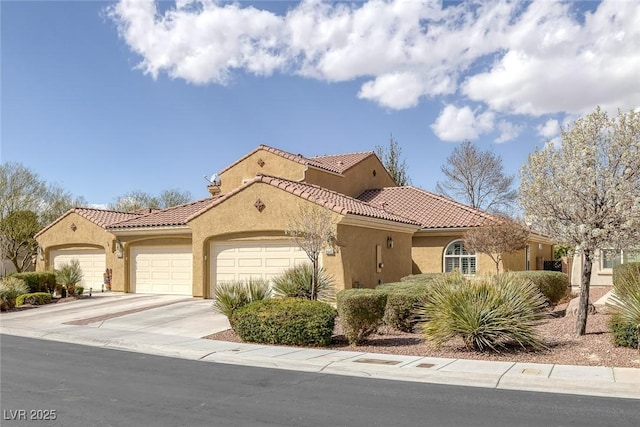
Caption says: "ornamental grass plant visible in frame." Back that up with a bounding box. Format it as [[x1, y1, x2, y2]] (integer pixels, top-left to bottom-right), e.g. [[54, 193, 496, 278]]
[[416, 273, 549, 352]]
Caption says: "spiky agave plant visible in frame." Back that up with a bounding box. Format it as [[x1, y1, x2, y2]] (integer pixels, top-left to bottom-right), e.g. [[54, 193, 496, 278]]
[[416, 273, 548, 352], [212, 278, 271, 326], [55, 259, 83, 296], [271, 263, 336, 302], [607, 271, 640, 351]]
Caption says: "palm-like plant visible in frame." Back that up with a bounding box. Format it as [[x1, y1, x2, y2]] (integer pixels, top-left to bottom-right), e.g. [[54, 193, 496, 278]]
[[416, 273, 548, 352], [607, 272, 640, 351], [55, 259, 83, 296], [212, 278, 271, 326], [0, 277, 30, 310], [271, 263, 336, 302]]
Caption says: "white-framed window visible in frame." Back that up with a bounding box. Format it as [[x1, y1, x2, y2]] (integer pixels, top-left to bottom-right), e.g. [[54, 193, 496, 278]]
[[444, 240, 476, 275], [601, 249, 640, 270]]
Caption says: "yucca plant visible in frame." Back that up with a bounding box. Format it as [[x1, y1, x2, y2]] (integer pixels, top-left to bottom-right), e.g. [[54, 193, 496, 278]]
[[607, 271, 640, 351], [0, 277, 30, 310], [55, 259, 83, 296], [212, 278, 271, 327], [416, 273, 548, 352], [271, 263, 336, 302]]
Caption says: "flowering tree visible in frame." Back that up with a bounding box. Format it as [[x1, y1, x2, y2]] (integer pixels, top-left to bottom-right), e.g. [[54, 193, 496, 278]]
[[519, 107, 640, 336], [286, 204, 337, 301], [463, 216, 530, 274]]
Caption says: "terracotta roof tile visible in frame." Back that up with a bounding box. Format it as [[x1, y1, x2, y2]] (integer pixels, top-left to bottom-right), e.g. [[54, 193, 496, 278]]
[[35, 208, 142, 237], [357, 187, 499, 229], [108, 198, 220, 230], [187, 175, 420, 226], [308, 151, 374, 174], [219, 144, 374, 176]]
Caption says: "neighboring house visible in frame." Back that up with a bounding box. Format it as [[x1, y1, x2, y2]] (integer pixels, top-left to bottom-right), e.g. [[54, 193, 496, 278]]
[[35, 144, 554, 297], [571, 249, 640, 288]]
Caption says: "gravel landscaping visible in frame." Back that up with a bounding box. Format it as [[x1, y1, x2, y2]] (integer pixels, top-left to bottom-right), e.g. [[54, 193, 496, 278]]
[[207, 286, 640, 368]]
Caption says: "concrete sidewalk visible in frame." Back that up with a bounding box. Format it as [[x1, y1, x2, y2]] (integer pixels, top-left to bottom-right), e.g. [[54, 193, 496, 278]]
[[1, 294, 639, 400]]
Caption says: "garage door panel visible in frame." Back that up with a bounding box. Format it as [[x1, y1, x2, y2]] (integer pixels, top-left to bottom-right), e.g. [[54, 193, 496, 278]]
[[131, 246, 192, 295], [51, 249, 106, 288], [211, 241, 314, 297]]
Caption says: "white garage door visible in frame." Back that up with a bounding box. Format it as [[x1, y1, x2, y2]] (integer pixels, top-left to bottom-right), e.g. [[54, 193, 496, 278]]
[[131, 246, 192, 295], [51, 248, 106, 289], [211, 241, 309, 293]]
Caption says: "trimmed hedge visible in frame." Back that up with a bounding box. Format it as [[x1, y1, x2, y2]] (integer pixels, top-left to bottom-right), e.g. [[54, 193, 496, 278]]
[[377, 282, 431, 332], [232, 298, 336, 347], [509, 271, 569, 304], [11, 271, 56, 293], [609, 314, 639, 349], [400, 273, 445, 283], [16, 292, 53, 307], [337, 289, 387, 345]]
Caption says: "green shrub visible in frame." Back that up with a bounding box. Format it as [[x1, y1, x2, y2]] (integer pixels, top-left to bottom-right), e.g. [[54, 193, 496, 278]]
[[271, 263, 335, 302], [212, 278, 271, 325], [607, 264, 640, 349], [11, 271, 57, 293], [75, 286, 84, 295], [55, 259, 83, 296], [232, 298, 336, 347], [609, 314, 639, 349], [336, 289, 387, 345], [509, 271, 569, 304], [377, 282, 432, 332], [416, 273, 548, 352], [15, 292, 53, 307], [400, 273, 445, 284], [0, 277, 30, 311]]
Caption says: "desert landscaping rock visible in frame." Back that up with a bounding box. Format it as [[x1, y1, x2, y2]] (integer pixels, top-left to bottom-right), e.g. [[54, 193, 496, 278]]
[[566, 296, 597, 316]]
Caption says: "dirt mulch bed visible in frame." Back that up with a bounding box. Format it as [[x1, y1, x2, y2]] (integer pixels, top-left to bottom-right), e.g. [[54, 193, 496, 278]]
[[206, 287, 640, 368]]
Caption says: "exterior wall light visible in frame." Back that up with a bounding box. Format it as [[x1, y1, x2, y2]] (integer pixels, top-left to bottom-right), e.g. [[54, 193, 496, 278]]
[[37, 246, 45, 261], [387, 236, 394, 249], [115, 240, 123, 258]]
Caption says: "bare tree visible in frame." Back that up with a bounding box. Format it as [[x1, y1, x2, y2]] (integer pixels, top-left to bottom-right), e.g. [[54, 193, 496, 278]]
[[0, 210, 40, 272], [0, 162, 84, 272], [109, 188, 192, 212], [375, 134, 411, 186], [463, 217, 530, 274], [285, 204, 337, 301], [519, 107, 640, 336], [436, 141, 516, 213]]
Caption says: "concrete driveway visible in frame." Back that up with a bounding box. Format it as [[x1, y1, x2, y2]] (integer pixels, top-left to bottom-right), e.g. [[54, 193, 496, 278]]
[[0, 293, 230, 340]]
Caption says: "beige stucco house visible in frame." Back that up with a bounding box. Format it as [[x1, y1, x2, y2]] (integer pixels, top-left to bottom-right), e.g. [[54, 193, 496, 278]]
[[35, 144, 553, 297]]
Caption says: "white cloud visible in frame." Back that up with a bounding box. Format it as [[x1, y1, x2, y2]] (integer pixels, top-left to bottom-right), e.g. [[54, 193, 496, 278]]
[[110, 0, 640, 114], [495, 120, 522, 143], [431, 105, 494, 142], [537, 119, 560, 139]]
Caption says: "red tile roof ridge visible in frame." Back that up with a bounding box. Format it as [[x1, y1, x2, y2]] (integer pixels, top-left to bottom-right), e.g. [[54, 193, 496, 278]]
[[35, 207, 142, 238], [256, 174, 419, 224], [380, 186, 500, 222], [108, 196, 222, 229], [309, 150, 374, 159]]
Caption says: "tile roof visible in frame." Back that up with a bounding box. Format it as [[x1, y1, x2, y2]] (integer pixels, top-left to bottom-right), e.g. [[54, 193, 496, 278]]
[[219, 144, 375, 175], [308, 151, 375, 174], [187, 174, 420, 226], [107, 197, 220, 230], [357, 186, 499, 229], [35, 208, 143, 237]]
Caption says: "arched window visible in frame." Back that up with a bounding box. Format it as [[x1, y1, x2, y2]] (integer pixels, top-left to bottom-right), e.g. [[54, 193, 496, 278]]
[[443, 240, 476, 275]]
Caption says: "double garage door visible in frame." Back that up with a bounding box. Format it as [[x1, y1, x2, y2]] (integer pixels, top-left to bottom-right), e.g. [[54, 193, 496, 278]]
[[211, 241, 309, 293], [130, 246, 192, 295], [51, 248, 106, 289]]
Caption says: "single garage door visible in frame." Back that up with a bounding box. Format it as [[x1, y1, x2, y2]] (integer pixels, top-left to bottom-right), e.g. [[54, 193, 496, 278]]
[[51, 248, 106, 289], [211, 241, 309, 293], [131, 246, 192, 295]]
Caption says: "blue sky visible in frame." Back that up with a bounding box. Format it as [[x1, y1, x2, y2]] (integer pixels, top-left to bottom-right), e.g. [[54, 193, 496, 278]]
[[2, 0, 639, 208]]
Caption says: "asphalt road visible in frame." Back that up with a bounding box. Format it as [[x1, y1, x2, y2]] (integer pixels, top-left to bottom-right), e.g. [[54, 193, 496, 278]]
[[1, 335, 638, 427]]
